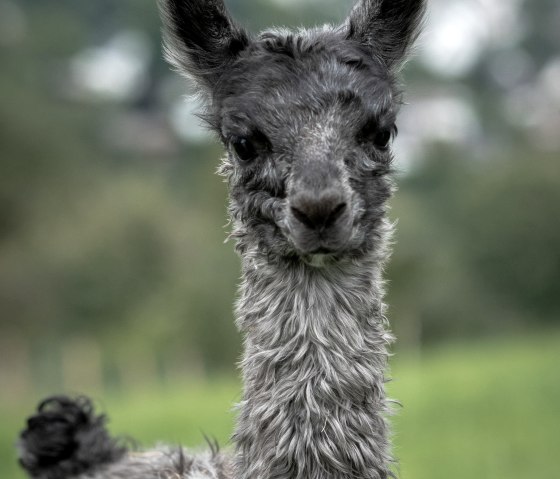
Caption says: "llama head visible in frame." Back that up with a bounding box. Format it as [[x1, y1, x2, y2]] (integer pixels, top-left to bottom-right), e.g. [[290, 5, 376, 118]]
[[159, 0, 425, 263]]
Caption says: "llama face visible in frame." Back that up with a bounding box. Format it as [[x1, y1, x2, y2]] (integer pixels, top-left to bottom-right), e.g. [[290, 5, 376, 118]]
[[217, 32, 397, 261], [159, 0, 425, 261]]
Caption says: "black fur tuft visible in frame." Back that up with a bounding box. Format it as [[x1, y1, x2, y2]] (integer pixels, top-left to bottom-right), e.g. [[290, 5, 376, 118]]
[[347, 0, 427, 68], [158, 0, 250, 92], [18, 396, 126, 479]]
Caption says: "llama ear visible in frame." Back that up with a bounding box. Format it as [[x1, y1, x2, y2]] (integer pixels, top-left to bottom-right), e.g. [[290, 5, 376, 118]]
[[346, 0, 426, 69], [158, 0, 250, 91]]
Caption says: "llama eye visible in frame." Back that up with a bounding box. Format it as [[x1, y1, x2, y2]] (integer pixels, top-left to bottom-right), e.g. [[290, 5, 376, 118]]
[[373, 130, 392, 150], [359, 121, 395, 150], [232, 137, 258, 163]]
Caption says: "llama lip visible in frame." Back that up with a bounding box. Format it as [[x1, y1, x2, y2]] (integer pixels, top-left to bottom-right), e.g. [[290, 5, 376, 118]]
[[309, 246, 335, 255], [290, 234, 352, 259], [287, 213, 353, 256]]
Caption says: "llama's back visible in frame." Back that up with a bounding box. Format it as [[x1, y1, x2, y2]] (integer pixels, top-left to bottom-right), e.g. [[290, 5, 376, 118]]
[[73, 448, 233, 479], [18, 396, 233, 479]]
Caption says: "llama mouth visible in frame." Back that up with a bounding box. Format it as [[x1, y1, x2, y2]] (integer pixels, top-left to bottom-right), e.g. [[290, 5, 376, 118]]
[[298, 241, 352, 265], [303, 252, 336, 267], [289, 230, 353, 256], [309, 246, 335, 254]]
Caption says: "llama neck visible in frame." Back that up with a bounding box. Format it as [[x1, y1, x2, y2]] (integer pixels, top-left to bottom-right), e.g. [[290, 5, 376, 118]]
[[234, 252, 394, 479]]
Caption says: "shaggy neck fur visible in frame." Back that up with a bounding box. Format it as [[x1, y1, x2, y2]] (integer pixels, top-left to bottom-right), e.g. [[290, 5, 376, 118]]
[[234, 232, 394, 479]]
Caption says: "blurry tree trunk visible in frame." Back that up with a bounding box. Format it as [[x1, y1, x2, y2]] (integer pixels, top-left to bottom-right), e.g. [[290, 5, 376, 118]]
[[396, 310, 423, 359], [0, 334, 32, 402], [61, 337, 103, 394]]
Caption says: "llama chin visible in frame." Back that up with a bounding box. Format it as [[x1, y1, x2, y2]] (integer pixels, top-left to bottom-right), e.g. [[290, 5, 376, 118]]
[[18, 1, 426, 478]]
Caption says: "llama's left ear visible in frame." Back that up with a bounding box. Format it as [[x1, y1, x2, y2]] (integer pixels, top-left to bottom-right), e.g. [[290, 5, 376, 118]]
[[158, 0, 250, 92], [346, 0, 426, 69]]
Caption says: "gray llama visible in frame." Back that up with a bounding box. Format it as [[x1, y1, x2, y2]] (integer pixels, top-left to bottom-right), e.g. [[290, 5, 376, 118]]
[[18, 0, 425, 478]]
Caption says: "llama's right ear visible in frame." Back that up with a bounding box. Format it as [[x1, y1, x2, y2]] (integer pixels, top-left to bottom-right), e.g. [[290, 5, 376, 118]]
[[346, 0, 426, 69], [158, 0, 250, 91]]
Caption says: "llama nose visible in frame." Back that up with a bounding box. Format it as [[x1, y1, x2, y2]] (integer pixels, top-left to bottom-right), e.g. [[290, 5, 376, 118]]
[[290, 190, 347, 231]]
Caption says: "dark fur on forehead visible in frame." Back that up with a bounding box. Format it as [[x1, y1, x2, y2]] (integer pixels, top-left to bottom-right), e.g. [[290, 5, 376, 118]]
[[206, 29, 398, 134]]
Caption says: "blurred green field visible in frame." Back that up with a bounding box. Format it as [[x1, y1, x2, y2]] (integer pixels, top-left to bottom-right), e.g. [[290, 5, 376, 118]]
[[2, 331, 559, 479]]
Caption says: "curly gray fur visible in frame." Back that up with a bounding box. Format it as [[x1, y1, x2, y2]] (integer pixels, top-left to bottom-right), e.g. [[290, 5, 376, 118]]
[[18, 1, 425, 478], [233, 241, 396, 479], [59, 447, 231, 479], [76, 448, 233, 479]]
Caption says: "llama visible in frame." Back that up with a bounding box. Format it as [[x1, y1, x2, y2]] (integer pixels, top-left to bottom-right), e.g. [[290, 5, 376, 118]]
[[18, 0, 425, 478]]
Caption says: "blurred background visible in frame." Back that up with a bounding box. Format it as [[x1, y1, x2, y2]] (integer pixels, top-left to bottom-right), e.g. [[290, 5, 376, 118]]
[[0, 0, 558, 477]]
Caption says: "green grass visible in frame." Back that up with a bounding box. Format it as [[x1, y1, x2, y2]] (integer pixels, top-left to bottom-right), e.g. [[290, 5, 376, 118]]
[[390, 332, 560, 479], [2, 332, 559, 478]]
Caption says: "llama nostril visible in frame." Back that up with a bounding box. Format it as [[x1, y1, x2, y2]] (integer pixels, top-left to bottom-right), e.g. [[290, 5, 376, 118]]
[[325, 202, 347, 228], [291, 206, 316, 230]]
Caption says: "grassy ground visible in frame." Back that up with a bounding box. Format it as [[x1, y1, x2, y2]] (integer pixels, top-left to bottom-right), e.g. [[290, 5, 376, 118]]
[[2, 331, 559, 478]]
